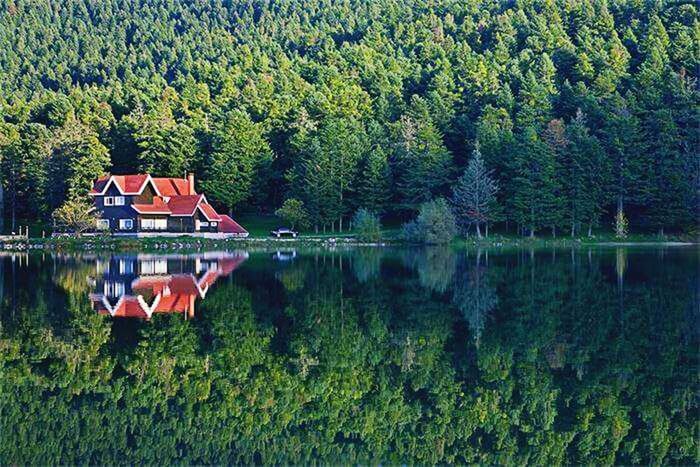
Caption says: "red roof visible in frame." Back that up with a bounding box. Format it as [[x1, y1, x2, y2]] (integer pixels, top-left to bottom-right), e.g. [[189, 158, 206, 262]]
[[91, 295, 151, 318], [89, 174, 151, 195], [167, 195, 203, 215], [152, 178, 192, 196], [219, 215, 248, 235], [90, 175, 111, 194], [90, 174, 247, 233], [132, 196, 172, 214], [199, 203, 222, 221], [92, 253, 248, 319], [154, 294, 193, 313]]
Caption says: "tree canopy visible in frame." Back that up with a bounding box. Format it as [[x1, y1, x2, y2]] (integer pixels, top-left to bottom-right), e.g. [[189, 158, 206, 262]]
[[0, 0, 696, 234]]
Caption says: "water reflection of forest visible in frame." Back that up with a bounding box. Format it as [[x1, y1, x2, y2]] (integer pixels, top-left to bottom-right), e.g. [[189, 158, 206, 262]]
[[0, 247, 697, 464]]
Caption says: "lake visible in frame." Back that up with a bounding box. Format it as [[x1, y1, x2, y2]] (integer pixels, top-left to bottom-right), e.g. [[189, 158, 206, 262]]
[[0, 246, 697, 464]]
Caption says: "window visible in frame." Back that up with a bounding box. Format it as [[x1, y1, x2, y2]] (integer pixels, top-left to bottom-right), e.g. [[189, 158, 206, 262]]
[[140, 260, 168, 275], [196, 220, 209, 230], [96, 219, 109, 230], [114, 196, 125, 206], [119, 219, 133, 230], [104, 196, 114, 206], [141, 218, 154, 230], [154, 218, 167, 230], [119, 260, 134, 275], [104, 281, 125, 298], [210, 222, 217, 227]]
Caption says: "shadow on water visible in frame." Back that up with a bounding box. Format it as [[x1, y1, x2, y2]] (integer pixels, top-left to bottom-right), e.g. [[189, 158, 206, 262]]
[[0, 245, 697, 464]]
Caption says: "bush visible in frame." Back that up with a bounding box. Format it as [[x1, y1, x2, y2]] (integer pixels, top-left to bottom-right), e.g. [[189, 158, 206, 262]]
[[401, 198, 457, 244], [275, 198, 310, 230], [351, 208, 382, 242], [52, 199, 100, 236]]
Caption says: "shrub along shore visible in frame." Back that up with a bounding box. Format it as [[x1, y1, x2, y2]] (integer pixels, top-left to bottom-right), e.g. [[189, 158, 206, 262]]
[[0, 231, 695, 253]]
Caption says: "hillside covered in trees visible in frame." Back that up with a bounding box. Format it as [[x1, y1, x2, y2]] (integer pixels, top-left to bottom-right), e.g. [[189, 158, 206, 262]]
[[0, 0, 697, 235]]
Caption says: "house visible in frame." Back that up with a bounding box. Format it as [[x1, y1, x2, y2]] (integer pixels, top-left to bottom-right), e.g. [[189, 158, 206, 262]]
[[89, 173, 248, 237], [89, 251, 248, 319]]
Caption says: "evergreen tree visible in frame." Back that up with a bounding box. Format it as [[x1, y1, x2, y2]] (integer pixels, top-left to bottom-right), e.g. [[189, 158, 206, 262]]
[[47, 122, 110, 210], [452, 143, 500, 238], [509, 127, 561, 237], [600, 95, 646, 224], [0, 124, 51, 229], [393, 102, 454, 211], [356, 147, 390, 216], [201, 110, 273, 214], [643, 109, 687, 235]]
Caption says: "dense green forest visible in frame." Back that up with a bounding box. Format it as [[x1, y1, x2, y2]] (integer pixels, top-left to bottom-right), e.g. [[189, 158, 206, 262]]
[[0, 248, 697, 463], [0, 0, 697, 234]]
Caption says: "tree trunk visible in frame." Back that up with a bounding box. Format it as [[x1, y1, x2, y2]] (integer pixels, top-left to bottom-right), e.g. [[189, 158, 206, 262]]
[[587, 222, 592, 237], [475, 223, 482, 239], [11, 189, 16, 233], [551, 226, 556, 238], [485, 223, 489, 238], [570, 222, 575, 238], [530, 227, 535, 238], [0, 182, 4, 234], [339, 216, 342, 233]]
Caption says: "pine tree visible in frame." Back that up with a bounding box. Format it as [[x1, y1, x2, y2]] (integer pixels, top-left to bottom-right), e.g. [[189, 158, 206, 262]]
[[47, 122, 110, 210], [357, 147, 390, 216], [202, 110, 273, 214], [452, 143, 499, 238], [509, 127, 561, 237], [600, 95, 646, 222], [643, 109, 687, 235], [0, 123, 51, 229], [393, 103, 454, 211]]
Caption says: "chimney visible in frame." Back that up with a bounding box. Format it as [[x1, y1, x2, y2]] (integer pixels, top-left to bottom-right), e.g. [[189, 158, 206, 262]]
[[187, 173, 195, 195]]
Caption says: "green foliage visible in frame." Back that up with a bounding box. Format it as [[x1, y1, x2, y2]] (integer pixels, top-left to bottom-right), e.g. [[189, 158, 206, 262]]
[[0, 0, 696, 235], [392, 105, 454, 210], [201, 110, 272, 213], [615, 209, 629, 239], [51, 199, 100, 235], [351, 208, 382, 242], [0, 247, 696, 464], [452, 144, 499, 238], [134, 101, 197, 177], [508, 128, 562, 237], [275, 198, 310, 230], [402, 198, 457, 244]]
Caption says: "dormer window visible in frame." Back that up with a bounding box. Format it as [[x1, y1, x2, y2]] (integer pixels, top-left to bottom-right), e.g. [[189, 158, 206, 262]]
[[104, 196, 114, 206], [114, 196, 125, 206]]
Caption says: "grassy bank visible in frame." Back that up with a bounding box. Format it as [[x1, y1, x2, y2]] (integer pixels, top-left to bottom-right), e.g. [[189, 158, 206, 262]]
[[1, 230, 696, 254]]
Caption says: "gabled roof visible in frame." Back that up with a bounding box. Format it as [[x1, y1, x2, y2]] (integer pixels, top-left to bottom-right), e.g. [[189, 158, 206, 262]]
[[90, 293, 157, 319], [89, 174, 159, 196], [219, 215, 248, 234], [92, 253, 248, 319], [198, 203, 221, 221], [132, 196, 172, 214], [152, 178, 192, 196], [167, 195, 204, 216]]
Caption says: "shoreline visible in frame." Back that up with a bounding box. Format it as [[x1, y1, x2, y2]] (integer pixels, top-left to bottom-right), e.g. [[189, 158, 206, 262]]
[[0, 234, 697, 253]]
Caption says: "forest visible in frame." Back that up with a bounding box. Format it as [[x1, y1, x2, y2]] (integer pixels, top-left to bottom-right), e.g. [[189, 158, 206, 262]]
[[0, 0, 697, 235]]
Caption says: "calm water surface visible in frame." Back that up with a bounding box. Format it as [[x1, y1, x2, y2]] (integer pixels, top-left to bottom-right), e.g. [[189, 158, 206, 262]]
[[0, 246, 697, 464]]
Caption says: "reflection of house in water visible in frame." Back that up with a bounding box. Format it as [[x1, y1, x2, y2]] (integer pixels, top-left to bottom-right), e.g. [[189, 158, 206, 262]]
[[89, 252, 247, 319]]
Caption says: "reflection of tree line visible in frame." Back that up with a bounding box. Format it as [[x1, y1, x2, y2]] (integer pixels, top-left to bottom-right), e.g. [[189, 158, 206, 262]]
[[0, 248, 697, 463]]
